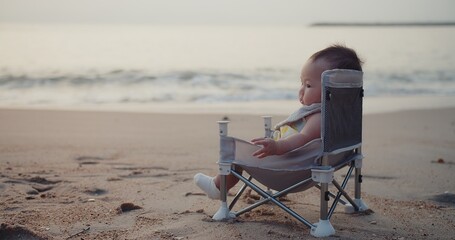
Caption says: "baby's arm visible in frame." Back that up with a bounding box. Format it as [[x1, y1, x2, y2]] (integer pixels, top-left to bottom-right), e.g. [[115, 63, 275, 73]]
[[252, 113, 321, 158]]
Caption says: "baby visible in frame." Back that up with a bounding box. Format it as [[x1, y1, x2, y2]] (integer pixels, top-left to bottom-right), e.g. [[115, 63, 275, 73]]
[[195, 44, 363, 199]]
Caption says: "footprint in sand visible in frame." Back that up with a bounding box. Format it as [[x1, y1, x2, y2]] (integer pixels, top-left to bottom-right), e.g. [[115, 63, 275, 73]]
[[84, 187, 108, 196], [32, 185, 54, 193], [75, 155, 106, 166], [113, 166, 171, 179], [10, 176, 60, 196], [0, 223, 47, 240], [27, 177, 59, 192], [430, 192, 455, 206], [26, 176, 61, 185]]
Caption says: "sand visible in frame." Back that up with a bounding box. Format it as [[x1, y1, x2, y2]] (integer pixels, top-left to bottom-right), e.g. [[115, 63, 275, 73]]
[[0, 107, 454, 239]]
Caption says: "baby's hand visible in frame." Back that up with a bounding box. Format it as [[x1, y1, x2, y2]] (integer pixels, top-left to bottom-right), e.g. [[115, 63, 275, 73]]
[[251, 138, 277, 158]]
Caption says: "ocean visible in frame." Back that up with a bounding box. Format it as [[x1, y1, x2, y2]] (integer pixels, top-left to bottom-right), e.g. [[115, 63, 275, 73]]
[[1, 23, 454, 112]]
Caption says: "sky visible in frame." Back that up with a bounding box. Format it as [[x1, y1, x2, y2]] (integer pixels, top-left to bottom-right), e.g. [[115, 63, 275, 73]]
[[1, 0, 455, 25]]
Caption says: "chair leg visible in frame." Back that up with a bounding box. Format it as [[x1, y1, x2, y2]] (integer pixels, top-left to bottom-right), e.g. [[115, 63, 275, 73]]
[[355, 166, 361, 199], [345, 159, 369, 213], [213, 174, 235, 220], [353, 166, 369, 210], [320, 183, 329, 221], [310, 167, 336, 237], [213, 121, 235, 221]]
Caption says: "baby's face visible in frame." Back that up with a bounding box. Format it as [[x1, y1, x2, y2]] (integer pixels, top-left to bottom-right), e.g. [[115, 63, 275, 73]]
[[298, 59, 328, 105]]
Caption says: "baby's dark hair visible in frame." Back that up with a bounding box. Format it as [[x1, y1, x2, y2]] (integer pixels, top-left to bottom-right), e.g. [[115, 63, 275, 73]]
[[310, 44, 363, 71]]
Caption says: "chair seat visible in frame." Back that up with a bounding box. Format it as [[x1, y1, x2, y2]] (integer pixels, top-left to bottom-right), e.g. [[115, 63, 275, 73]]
[[221, 136, 358, 192]]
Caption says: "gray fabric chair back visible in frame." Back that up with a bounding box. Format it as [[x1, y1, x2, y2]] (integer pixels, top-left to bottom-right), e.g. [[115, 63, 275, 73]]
[[321, 69, 363, 154]]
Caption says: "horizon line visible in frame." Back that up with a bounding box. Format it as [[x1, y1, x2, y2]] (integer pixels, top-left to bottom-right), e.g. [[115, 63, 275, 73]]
[[310, 21, 455, 27]]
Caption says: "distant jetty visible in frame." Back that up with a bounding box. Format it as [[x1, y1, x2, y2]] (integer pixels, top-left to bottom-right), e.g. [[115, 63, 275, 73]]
[[310, 22, 455, 27]]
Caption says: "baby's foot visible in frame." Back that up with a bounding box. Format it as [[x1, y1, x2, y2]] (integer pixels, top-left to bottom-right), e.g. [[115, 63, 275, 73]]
[[194, 173, 220, 200]]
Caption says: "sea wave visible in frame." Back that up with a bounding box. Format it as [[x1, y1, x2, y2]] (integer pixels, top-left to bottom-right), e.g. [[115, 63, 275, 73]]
[[0, 68, 454, 105]]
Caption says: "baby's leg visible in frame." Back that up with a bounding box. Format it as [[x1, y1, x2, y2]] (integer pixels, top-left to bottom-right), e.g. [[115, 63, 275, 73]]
[[214, 166, 243, 191], [214, 174, 240, 190]]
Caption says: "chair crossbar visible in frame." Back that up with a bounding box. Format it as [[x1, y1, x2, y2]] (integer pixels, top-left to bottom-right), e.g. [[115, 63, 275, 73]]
[[229, 175, 252, 210], [233, 173, 314, 216], [313, 184, 347, 205], [230, 170, 315, 228], [231, 168, 317, 209], [328, 165, 356, 219], [330, 179, 359, 214]]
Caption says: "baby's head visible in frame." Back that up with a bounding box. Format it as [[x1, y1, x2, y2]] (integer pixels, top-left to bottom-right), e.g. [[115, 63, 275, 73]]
[[310, 44, 363, 71], [299, 44, 363, 105]]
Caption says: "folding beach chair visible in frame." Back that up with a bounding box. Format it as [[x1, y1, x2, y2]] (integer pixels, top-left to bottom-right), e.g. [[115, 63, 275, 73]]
[[212, 69, 369, 237]]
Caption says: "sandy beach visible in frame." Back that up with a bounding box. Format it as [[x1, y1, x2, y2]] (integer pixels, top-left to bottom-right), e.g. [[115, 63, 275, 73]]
[[1, 107, 454, 239]]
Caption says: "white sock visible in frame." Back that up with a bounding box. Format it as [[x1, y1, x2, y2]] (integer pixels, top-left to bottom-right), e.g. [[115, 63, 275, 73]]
[[194, 173, 220, 200]]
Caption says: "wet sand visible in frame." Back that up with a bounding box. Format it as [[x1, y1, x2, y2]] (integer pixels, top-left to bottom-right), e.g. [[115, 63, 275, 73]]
[[0, 107, 454, 239]]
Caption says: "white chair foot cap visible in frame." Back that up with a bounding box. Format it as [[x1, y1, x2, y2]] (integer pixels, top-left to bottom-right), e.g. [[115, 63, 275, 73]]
[[344, 198, 369, 213], [355, 198, 369, 211], [310, 219, 335, 237], [212, 202, 235, 221], [344, 204, 355, 214]]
